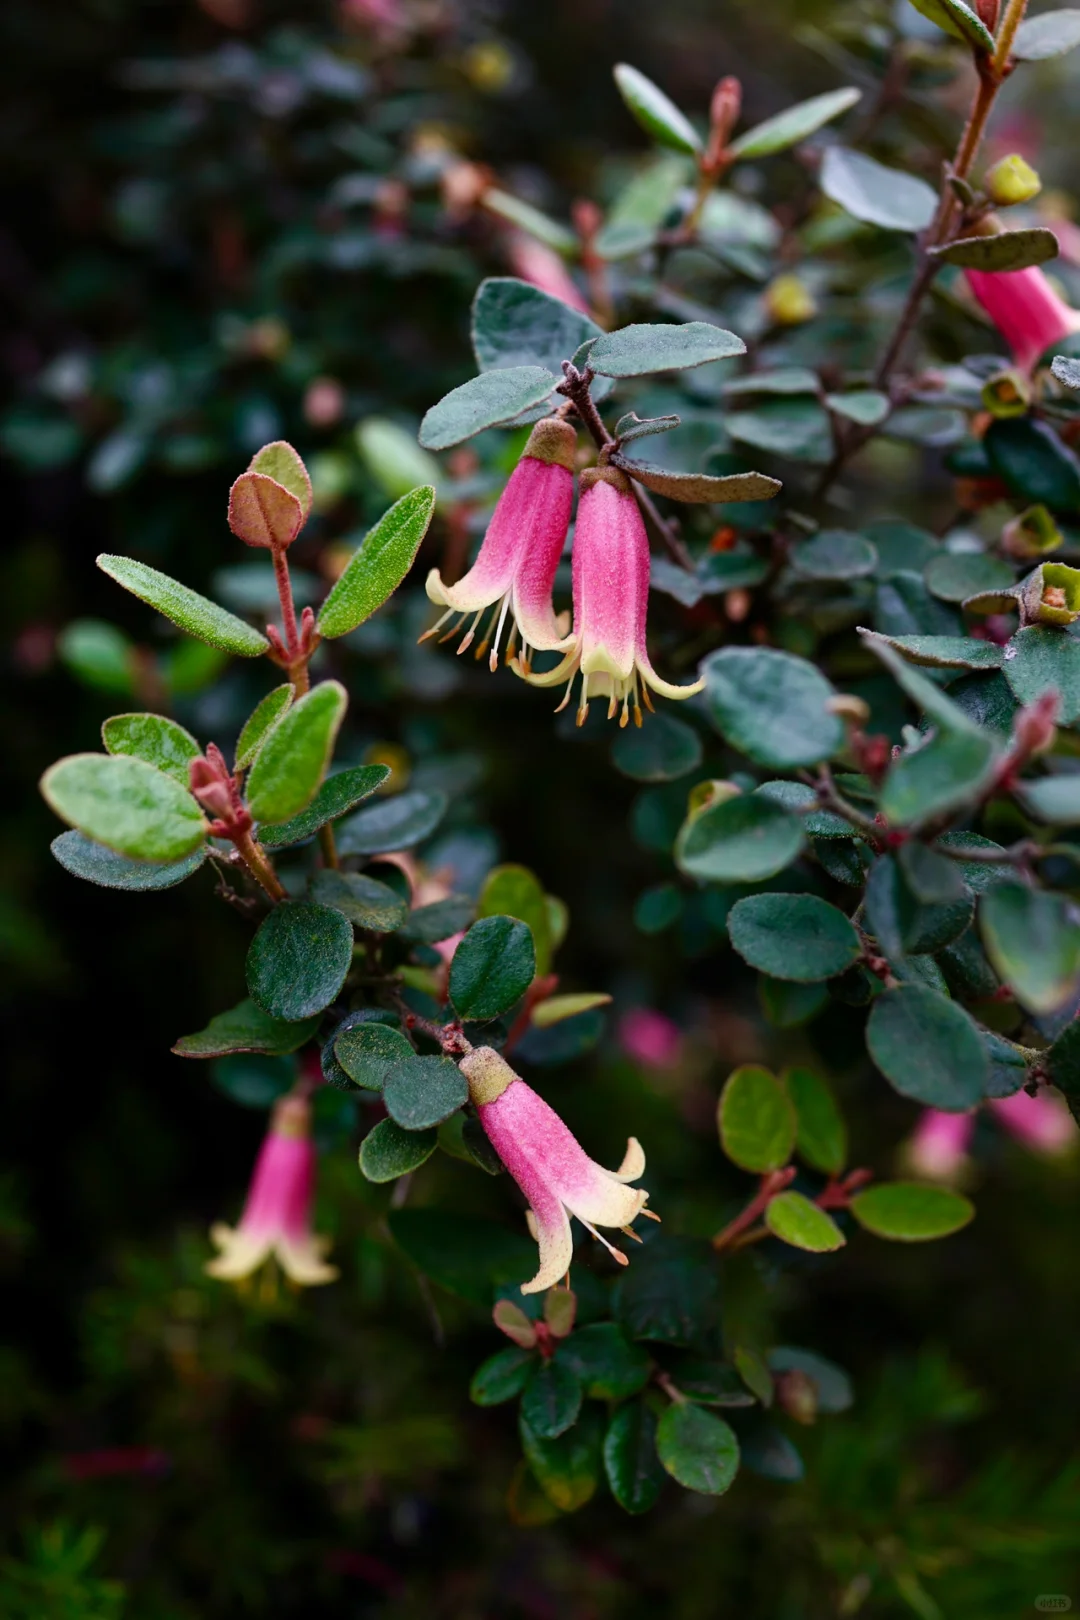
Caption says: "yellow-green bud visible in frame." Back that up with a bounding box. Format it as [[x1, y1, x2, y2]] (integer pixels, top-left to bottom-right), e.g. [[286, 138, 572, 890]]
[[764, 274, 817, 327], [980, 367, 1032, 419], [985, 154, 1042, 209]]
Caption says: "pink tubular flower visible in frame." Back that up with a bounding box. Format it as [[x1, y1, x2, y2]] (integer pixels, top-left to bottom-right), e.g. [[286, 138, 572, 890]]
[[966, 264, 1080, 372], [906, 1109, 975, 1181], [461, 1046, 651, 1294], [991, 1088, 1076, 1154], [519, 465, 704, 726], [506, 232, 590, 314], [206, 1094, 338, 1287], [422, 417, 576, 671], [618, 1008, 683, 1070]]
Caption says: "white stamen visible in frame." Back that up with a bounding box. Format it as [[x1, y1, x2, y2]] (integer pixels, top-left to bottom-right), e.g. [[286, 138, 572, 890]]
[[489, 594, 512, 673]]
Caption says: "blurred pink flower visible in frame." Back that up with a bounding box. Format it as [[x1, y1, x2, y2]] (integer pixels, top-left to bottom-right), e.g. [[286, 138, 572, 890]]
[[462, 1046, 650, 1293], [618, 1007, 683, 1070], [506, 232, 589, 314], [207, 1094, 337, 1287], [991, 1088, 1076, 1154], [966, 263, 1080, 371], [907, 1108, 974, 1180]]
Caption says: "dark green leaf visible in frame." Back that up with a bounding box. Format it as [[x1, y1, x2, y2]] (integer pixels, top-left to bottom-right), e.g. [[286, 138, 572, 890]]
[[557, 1323, 652, 1400], [383, 1054, 468, 1130], [655, 1404, 739, 1495], [753, 780, 853, 837], [520, 1405, 604, 1513], [865, 632, 1005, 670], [246, 900, 354, 1021], [335, 1022, 413, 1090], [316, 486, 437, 637], [612, 63, 702, 155], [614, 411, 681, 444], [727, 87, 861, 159], [102, 712, 200, 787], [611, 713, 703, 782], [521, 1360, 582, 1440], [40, 753, 206, 863], [739, 1421, 804, 1481], [96, 554, 269, 656], [470, 1347, 535, 1406], [768, 1347, 853, 1412], [980, 882, 1080, 1013], [258, 765, 388, 848], [589, 322, 745, 378], [702, 647, 843, 768], [614, 1235, 722, 1350], [245, 682, 347, 826], [401, 896, 475, 943], [718, 1065, 796, 1173], [850, 1180, 975, 1240], [1003, 626, 1080, 724], [235, 686, 292, 770], [50, 829, 206, 891], [880, 730, 998, 827], [924, 551, 1015, 604], [825, 391, 891, 427], [791, 529, 877, 580], [173, 998, 320, 1058], [471, 277, 604, 380], [449, 915, 536, 1021], [388, 1209, 536, 1304], [308, 869, 408, 932], [932, 229, 1059, 272], [725, 398, 833, 465], [1046, 1020, 1080, 1122], [604, 1402, 665, 1515], [676, 794, 806, 884], [985, 418, 1080, 511], [785, 1067, 847, 1175], [336, 789, 448, 855], [765, 1190, 845, 1252], [866, 983, 989, 1108], [482, 189, 576, 253], [359, 1119, 438, 1183], [728, 894, 862, 982], [820, 147, 936, 232], [419, 368, 558, 451], [670, 1359, 756, 1406]]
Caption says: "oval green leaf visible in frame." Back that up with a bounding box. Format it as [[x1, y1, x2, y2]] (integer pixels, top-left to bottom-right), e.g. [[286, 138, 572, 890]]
[[308, 868, 408, 932], [588, 321, 745, 378], [521, 1360, 583, 1440], [246, 900, 354, 1021], [931, 228, 1059, 273], [335, 1023, 414, 1090], [40, 753, 206, 863], [603, 1402, 665, 1515], [702, 646, 843, 768], [764, 1190, 846, 1252], [676, 794, 806, 884], [728, 894, 862, 982], [820, 147, 936, 233], [172, 998, 320, 1058], [235, 685, 292, 770], [980, 882, 1080, 1013], [418, 367, 558, 451], [728, 87, 861, 159], [784, 1067, 847, 1175], [449, 915, 536, 1022], [102, 713, 200, 786], [612, 63, 702, 155], [383, 1054, 469, 1130], [470, 1347, 536, 1407], [719, 1064, 796, 1173], [906, 0, 995, 50], [849, 1180, 974, 1241], [359, 1118, 438, 1184], [246, 681, 347, 826], [51, 829, 206, 891], [613, 458, 780, 503], [96, 554, 270, 656], [248, 440, 313, 518], [655, 1404, 740, 1496], [1014, 8, 1080, 59], [317, 486, 437, 638], [1003, 625, 1080, 725], [258, 765, 388, 849], [478, 863, 552, 977], [612, 712, 702, 782], [866, 983, 988, 1108], [336, 789, 448, 856]]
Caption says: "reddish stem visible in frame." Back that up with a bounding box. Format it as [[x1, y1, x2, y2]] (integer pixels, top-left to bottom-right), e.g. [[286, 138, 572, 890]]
[[712, 1167, 796, 1252]]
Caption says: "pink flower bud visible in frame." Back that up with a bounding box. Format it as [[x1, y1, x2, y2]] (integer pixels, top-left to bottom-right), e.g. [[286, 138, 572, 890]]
[[966, 263, 1080, 372], [518, 465, 704, 725], [618, 1008, 683, 1069], [506, 233, 590, 313], [991, 1089, 1077, 1154], [207, 1094, 337, 1287], [461, 1047, 651, 1295], [906, 1109, 975, 1180], [423, 417, 577, 671]]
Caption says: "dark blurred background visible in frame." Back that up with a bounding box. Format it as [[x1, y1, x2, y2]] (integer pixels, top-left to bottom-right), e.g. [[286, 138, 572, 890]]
[[4, 1, 1080, 1615]]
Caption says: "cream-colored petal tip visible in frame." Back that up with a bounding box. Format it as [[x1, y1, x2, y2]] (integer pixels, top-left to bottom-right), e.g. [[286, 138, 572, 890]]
[[641, 667, 706, 701], [613, 1137, 646, 1182], [425, 567, 450, 606]]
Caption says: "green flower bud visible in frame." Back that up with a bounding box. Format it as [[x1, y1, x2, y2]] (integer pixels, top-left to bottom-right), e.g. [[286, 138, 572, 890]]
[[985, 154, 1042, 208]]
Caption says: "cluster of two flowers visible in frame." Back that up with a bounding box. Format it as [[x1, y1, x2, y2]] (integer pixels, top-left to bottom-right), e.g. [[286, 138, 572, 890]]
[[422, 415, 703, 728], [208, 1046, 651, 1296]]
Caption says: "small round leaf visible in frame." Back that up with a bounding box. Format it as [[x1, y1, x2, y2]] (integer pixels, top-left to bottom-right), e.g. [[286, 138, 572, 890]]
[[655, 1404, 740, 1495], [449, 915, 536, 1022], [246, 901, 354, 1022], [849, 1181, 974, 1242], [728, 894, 862, 982]]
